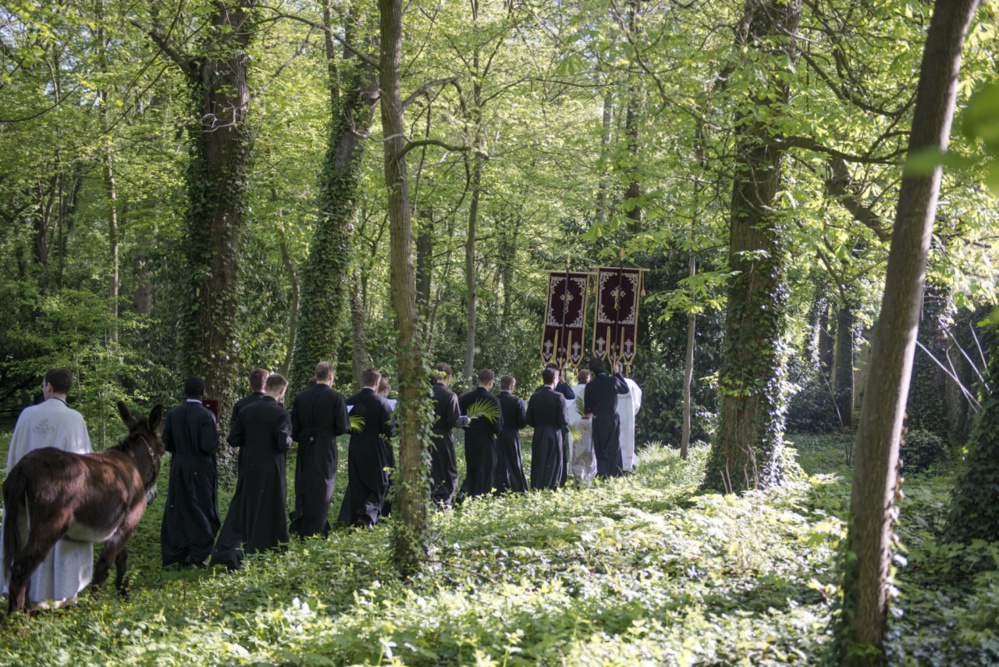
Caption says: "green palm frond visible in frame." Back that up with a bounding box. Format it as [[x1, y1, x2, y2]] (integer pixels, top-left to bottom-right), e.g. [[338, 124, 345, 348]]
[[350, 415, 365, 433], [465, 399, 500, 424], [567, 422, 583, 442], [575, 396, 585, 416]]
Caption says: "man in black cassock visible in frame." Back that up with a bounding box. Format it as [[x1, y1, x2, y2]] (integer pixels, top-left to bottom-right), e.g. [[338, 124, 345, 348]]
[[495, 374, 528, 493], [338, 368, 395, 527], [161, 377, 220, 568], [583, 357, 630, 478], [290, 361, 349, 538], [458, 369, 503, 499], [429, 363, 461, 506], [230, 368, 269, 429], [527, 367, 569, 490], [210, 373, 293, 570], [545, 363, 575, 486]]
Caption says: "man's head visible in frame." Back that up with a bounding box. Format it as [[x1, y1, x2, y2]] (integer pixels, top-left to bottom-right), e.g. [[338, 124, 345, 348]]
[[249, 368, 269, 392], [184, 376, 206, 398], [377, 378, 391, 397], [434, 362, 453, 385], [43, 368, 73, 398], [361, 367, 381, 389], [541, 368, 557, 386], [544, 363, 561, 383], [477, 369, 495, 389], [499, 375, 515, 392], [588, 357, 606, 375], [315, 361, 335, 385], [577, 369, 592, 384], [265, 373, 288, 401]]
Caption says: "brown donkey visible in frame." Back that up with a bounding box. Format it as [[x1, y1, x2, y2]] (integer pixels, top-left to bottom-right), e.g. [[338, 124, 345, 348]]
[[3, 401, 164, 614]]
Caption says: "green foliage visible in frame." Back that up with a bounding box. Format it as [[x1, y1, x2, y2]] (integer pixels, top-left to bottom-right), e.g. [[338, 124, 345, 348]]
[[945, 325, 999, 545], [900, 429, 947, 475], [786, 380, 842, 434]]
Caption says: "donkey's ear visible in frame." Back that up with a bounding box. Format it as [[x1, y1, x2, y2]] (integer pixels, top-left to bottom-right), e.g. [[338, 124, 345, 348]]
[[117, 401, 134, 426], [149, 404, 164, 431]]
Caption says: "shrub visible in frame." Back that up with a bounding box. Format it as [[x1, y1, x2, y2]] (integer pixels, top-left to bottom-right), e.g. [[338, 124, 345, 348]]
[[900, 429, 947, 474], [785, 380, 842, 434]]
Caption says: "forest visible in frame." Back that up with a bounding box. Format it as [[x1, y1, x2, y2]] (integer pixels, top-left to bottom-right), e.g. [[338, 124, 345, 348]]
[[2, 0, 999, 664]]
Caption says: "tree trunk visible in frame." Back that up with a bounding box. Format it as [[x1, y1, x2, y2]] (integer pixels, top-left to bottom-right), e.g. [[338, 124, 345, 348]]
[[595, 91, 613, 227], [277, 220, 300, 377], [680, 246, 696, 460], [706, 0, 802, 494], [289, 5, 378, 397], [166, 0, 257, 428], [98, 0, 119, 346], [415, 209, 433, 310], [349, 269, 370, 390], [839, 1, 980, 662], [380, 0, 429, 575], [832, 303, 855, 429], [464, 154, 483, 388]]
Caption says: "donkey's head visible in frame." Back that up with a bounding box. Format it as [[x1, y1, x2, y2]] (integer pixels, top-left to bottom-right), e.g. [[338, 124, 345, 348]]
[[116, 401, 166, 491]]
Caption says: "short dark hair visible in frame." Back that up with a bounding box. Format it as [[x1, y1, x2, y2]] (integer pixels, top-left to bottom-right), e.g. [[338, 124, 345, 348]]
[[477, 369, 495, 385], [577, 369, 592, 383], [588, 358, 605, 375], [499, 375, 515, 391], [265, 373, 287, 392], [434, 362, 452, 381], [184, 376, 206, 397], [249, 368, 269, 392], [361, 368, 381, 387], [542, 368, 556, 385], [44, 368, 73, 395], [315, 361, 334, 382]]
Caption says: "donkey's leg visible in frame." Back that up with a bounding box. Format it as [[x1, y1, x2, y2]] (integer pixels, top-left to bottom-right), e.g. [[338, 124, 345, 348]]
[[6, 534, 61, 614], [113, 547, 129, 600], [94, 501, 145, 598]]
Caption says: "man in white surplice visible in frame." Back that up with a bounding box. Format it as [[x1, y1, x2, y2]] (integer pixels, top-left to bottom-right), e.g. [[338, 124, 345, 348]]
[[614, 362, 643, 472], [566, 368, 596, 485], [1, 368, 94, 608]]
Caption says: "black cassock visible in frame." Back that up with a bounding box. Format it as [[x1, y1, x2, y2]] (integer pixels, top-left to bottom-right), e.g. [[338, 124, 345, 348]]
[[161, 400, 220, 567], [554, 380, 576, 486], [338, 387, 395, 527], [458, 387, 503, 499], [527, 386, 568, 490], [230, 391, 265, 467], [290, 383, 349, 538], [584, 372, 630, 478], [430, 382, 461, 506], [495, 390, 528, 493], [210, 396, 293, 569]]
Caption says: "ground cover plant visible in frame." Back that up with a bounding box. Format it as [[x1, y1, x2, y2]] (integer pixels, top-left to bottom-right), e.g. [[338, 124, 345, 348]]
[[0, 431, 995, 665]]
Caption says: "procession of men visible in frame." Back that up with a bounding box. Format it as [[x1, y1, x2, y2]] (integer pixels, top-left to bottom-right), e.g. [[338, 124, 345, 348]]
[[0, 357, 640, 607]]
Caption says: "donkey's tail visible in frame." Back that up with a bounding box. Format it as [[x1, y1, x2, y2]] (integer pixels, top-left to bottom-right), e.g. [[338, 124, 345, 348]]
[[2, 467, 28, 581]]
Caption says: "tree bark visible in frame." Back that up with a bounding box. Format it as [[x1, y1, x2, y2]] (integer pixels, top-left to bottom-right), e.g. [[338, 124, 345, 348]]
[[680, 246, 696, 460], [277, 220, 300, 377], [98, 0, 119, 346], [463, 153, 482, 388], [832, 303, 855, 429], [380, 0, 429, 574], [706, 0, 802, 494], [349, 268, 370, 390], [289, 5, 379, 397], [839, 1, 980, 662]]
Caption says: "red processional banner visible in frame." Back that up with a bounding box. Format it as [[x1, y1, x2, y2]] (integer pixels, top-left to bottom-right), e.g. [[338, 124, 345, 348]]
[[593, 267, 643, 365], [541, 271, 590, 368]]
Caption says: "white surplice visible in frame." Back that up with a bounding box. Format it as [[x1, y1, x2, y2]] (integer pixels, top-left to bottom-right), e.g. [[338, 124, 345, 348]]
[[618, 377, 643, 471], [566, 383, 596, 485], [1, 398, 94, 604]]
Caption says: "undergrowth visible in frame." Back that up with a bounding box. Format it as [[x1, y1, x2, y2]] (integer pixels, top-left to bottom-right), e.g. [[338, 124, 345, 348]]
[[0, 429, 994, 665]]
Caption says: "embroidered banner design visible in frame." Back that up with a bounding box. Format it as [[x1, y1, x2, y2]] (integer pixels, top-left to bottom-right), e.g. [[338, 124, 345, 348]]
[[592, 267, 643, 365], [542, 272, 590, 367]]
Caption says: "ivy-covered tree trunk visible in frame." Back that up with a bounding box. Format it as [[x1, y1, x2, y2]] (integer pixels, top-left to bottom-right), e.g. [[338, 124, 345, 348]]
[[832, 303, 855, 429], [380, 0, 429, 575], [945, 321, 999, 543], [463, 152, 482, 388], [289, 6, 378, 396], [906, 285, 953, 440], [174, 0, 257, 424], [705, 0, 801, 494], [838, 0, 980, 662]]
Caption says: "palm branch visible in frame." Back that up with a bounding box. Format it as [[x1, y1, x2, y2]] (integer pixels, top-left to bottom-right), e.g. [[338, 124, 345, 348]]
[[465, 399, 500, 424], [575, 396, 585, 417], [567, 422, 583, 442], [350, 415, 365, 433]]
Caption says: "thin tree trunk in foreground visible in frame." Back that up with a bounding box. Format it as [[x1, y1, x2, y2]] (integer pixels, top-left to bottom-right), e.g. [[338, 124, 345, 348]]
[[839, 1, 980, 663], [379, 0, 428, 574]]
